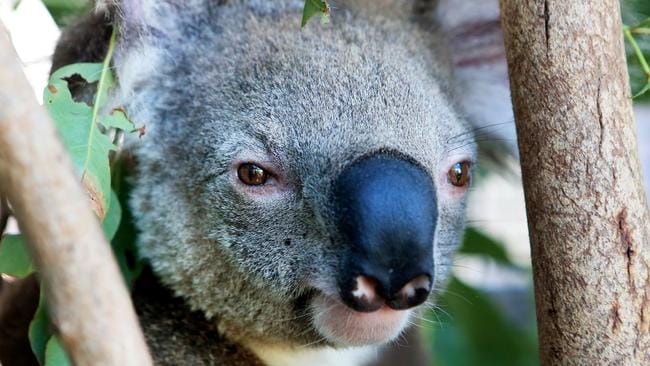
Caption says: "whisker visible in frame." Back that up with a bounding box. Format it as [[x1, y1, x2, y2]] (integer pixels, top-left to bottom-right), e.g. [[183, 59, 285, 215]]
[[446, 121, 514, 142], [437, 289, 473, 305], [296, 335, 328, 349], [428, 303, 454, 322], [446, 138, 517, 153], [449, 130, 511, 146], [411, 313, 444, 328]]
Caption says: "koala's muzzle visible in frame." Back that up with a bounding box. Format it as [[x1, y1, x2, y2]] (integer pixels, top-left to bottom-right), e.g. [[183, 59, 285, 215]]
[[333, 154, 437, 313]]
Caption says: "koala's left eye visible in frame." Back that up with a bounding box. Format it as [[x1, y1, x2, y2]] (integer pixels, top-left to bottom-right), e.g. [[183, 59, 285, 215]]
[[237, 163, 269, 186], [448, 162, 471, 187]]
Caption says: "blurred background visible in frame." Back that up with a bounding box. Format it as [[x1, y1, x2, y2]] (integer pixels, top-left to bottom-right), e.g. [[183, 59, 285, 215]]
[[1, 1, 649, 365]]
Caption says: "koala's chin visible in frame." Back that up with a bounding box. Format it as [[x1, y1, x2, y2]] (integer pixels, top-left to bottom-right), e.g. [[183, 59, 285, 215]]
[[310, 294, 411, 347]]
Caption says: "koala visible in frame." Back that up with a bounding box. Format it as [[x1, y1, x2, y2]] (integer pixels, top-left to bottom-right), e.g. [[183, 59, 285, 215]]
[[53, 0, 481, 365], [2, 0, 515, 365]]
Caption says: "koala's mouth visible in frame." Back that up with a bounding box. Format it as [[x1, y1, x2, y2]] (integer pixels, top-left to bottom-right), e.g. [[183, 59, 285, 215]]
[[309, 292, 411, 347]]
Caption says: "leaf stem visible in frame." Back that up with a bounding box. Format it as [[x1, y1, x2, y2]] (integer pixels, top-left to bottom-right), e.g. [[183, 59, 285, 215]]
[[81, 29, 118, 186], [624, 25, 650, 98], [631, 28, 650, 36]]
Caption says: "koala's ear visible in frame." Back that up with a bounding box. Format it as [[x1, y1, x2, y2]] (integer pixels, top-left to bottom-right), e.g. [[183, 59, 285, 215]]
[[435, 0, 519, 156]]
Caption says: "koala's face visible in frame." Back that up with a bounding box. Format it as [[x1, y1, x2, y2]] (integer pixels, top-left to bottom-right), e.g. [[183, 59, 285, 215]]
[[120, 1, 475, 349]]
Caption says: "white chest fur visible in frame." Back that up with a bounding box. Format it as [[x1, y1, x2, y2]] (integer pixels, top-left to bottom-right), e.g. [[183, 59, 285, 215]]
[[247, 343, 378, 366]]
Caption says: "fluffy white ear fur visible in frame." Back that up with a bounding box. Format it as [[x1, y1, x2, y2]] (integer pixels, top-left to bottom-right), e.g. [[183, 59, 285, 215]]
[[438, 0, 519, 156], [96, 0, 203, 36]]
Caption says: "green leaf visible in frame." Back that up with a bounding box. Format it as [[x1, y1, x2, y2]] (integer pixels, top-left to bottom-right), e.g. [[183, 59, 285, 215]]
[[427, 278, 539, 366], [44, 336, 71, 366], [633, 81, 650, 99], [44, 31, 133, 219], [101, 108, 135, 132], [29, 293, 52, 364], [636, 18, 650, 29], [459, 227, 516, 266], [104, 186, 143, 289], [102, 190, 122, 240], [301, 0, 329, 27], [41, 0, 91, 26], [44, 65, 114, 217], [0, 235, 34, 278], [110, 174, 144, 290]]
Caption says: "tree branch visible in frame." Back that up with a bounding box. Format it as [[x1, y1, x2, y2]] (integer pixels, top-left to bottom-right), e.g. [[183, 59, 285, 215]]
[[0, 22, 152, 365], [500, 0, 650, 363]]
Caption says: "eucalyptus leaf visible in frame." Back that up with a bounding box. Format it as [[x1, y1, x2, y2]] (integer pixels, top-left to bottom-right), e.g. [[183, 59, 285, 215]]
[[45, 64, 109, 212], [101, 107, 134, 132], [102, 190, 122, 240], [301, 0, 329, 27], [0, 235, 34, 278], [428, 278, 539, 366], [44, 336, 71, 366], [633, 81, 650, 99], [624, 1, 650, 101], [29, 294, 52, 365], [110, 174, 144, 290], [44, 31, 133, 220], [459, 227, 516, 267], [41, 0, 91, 26]]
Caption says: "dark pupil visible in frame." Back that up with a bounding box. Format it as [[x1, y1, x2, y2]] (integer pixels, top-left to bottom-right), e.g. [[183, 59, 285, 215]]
[[245, 165, 265, 185], [453, 163, 464, 182]]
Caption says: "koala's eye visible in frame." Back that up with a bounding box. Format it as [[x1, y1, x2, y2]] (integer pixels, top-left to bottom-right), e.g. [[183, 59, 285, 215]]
[[237, 163, 269, 186], [448, 162, 471, 187]]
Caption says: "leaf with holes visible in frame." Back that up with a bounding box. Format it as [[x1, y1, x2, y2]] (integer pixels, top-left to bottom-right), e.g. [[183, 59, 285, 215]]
[[44, 58, 133, 220]]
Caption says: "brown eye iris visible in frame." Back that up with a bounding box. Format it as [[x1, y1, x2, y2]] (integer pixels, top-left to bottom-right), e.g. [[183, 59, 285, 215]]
[[237, 163, 269, 186], [448, 162, 471, 187]]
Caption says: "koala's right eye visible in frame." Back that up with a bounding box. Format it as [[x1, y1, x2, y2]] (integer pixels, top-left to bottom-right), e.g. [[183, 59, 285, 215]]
[[237, 163, 269, 186]]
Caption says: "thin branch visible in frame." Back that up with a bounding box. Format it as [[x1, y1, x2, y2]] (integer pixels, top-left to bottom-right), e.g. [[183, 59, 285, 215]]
[[0, 21, 152, 365]]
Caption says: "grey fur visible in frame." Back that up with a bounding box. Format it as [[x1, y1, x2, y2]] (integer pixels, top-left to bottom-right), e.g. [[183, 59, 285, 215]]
[[101, 0, 475, 363]]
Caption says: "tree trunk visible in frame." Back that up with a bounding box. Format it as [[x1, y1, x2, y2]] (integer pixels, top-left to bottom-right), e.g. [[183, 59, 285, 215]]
[[0, 22, 152, 366], [500, 0, 650, 364]]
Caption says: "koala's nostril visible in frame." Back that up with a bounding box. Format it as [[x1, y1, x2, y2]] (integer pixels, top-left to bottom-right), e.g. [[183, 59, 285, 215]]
[[352, 275, 379, 303], [399, 275, 431, 299], [387, 274, 432, 310], [340, 275, 385, 313], [340, 273, 432, 313]]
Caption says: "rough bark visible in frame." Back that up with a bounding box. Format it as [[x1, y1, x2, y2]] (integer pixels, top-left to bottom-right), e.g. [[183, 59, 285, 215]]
[[500, 0, 650, 364], [0, 22, 152, 366]]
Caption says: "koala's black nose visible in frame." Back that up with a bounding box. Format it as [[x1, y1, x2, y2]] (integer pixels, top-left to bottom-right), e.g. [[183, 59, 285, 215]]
[[332, 154, 437, 312]]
